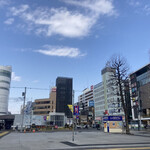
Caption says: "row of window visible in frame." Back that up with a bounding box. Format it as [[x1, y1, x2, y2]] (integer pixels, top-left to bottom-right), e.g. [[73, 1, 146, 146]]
[[94, 96, 104, 103], [94, 91, 104, 98], [34, 105, 53, 110], [33, 111, 51, 114], [95, 105, 105, 111], [95, 111, 104, 116], [0, 70, 11, 78], [0, 87, 9, 91], [95, 101, 105, 105], [36, 101, 54, 104], [51, 115, 64, 121], [0, 80, 10, 84], [94, 87, 104, 93]]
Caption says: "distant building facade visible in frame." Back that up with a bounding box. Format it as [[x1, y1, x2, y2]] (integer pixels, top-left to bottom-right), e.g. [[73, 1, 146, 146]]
[[33, 87, 56, 116], [56, 77, 73, 118], [93, 82, 105, 119], [24, 101, 34, 115], [130, 64, 150, 125], [78, 86, 95, 125], [0, 66, 12, 115], [78, 87, 93, 113]]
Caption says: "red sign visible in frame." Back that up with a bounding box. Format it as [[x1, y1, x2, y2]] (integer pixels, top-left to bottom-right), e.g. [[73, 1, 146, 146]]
[[104, 110, 109, 115], [52, 88, 56, 92]]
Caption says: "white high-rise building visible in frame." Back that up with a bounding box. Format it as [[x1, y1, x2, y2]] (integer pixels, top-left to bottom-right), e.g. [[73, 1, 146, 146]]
[[0, 66, 12, 115], [94, 67, 124, 120], [78, 87, 93, 111]]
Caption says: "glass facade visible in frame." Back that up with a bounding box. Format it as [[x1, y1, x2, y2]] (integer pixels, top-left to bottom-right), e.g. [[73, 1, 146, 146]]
[[50, 115, 65, 126], [56, 77, 73, 118], [130, 64, 150, 120], [137, 71, 150, 86]]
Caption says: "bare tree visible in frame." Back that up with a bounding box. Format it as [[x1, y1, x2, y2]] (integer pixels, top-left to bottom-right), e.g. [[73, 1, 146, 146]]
[[106, 55, 130, 134]]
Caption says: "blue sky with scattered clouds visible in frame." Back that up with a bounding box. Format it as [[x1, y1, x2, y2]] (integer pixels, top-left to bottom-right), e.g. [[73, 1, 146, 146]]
[[1, 0, 150, 113]]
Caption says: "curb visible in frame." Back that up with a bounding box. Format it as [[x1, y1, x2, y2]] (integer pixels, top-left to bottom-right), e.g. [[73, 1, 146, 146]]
[[0, 131, 10, 139]]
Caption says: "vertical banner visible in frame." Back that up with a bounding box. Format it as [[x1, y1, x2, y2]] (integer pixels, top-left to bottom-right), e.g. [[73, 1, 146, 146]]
[[74, 106, 79, 115], [68, 105, 73, 113]]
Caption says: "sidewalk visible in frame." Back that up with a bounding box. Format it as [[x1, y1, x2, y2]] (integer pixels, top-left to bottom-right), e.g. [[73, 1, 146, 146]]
[[0, 131, 10, 138], [0, 131, 150, 150], [130, 129, 150, 137]]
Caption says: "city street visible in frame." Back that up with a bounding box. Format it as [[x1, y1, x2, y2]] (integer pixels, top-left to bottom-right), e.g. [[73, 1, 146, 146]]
[[0, 130, 150, 150]]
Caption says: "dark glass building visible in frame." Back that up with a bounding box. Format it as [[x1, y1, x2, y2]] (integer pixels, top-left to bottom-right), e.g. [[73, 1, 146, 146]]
[[56, 77, 73, 118], [130, 64, 150, 126]]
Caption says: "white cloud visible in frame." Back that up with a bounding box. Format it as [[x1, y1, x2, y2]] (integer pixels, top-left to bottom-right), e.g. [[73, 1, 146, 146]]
[[143, 4, 150, 15], [8, 0, 116, 38], [10, 4, 29, 16], [11, 72, 21, 82], [32, 80, 39, 83], [128, 0, 150, 16], [35, 46, 85, 58], [4, 18, 14, 25], [128, 0, 140, 7], [0, 0, 9, 7], [10, 7, 94, 37], [64, 0, 116, 16]]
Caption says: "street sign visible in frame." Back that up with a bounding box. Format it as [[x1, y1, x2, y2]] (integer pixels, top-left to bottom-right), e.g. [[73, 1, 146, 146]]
[[103, 116, 109, 121], [74, 106, 79, 115], [103, 116, 122, 122]]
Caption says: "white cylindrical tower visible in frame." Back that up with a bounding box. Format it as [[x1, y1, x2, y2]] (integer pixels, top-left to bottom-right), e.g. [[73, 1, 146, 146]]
[[0, 66, 12, 115]]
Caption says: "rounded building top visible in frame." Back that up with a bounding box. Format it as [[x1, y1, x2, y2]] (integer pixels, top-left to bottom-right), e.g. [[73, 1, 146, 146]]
[[0, 66, 12, 72]]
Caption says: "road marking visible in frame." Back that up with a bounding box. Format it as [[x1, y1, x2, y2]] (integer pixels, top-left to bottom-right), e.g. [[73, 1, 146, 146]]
[[0, 131, 9, 137], [91, 147, 150, 150]]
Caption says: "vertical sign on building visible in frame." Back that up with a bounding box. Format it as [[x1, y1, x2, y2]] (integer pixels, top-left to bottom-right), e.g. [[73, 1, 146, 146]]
[[74, 106, 79, 115]]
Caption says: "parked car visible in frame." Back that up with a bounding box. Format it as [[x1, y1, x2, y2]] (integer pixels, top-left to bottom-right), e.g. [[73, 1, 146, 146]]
[[83, 125, 88, 129], [76, 125, 82, 129]]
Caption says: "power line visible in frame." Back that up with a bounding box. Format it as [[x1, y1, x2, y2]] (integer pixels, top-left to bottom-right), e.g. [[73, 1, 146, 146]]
[[11, 87, 49, 90]]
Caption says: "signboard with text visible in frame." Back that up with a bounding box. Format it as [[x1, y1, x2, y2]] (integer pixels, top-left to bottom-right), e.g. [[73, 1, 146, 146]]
[[103, 116, 122, 122], [89, 100, 94, 107]]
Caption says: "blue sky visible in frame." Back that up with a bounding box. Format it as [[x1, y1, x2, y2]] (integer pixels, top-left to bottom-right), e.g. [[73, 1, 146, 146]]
[[1, 0, 150, 113]]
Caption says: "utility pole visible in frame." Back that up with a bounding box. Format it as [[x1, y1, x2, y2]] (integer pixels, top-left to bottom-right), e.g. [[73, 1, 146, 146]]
[[72, 90, 74, 142], [138, 88, 142, 131], [72, 115, 74, 141], [21, 87, 26, 132]]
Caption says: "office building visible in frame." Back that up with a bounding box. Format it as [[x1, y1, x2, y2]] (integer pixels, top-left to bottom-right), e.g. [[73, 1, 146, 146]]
[[130, 64, 150, 125], [56, 77, 73, 118], [0, 66, 12, 115], [78, 86, 95, 125], [94, 67, 124, 121], [93, 82, 105, 119], [33, 87, 56, 116], [78, 87, 93, 112]]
